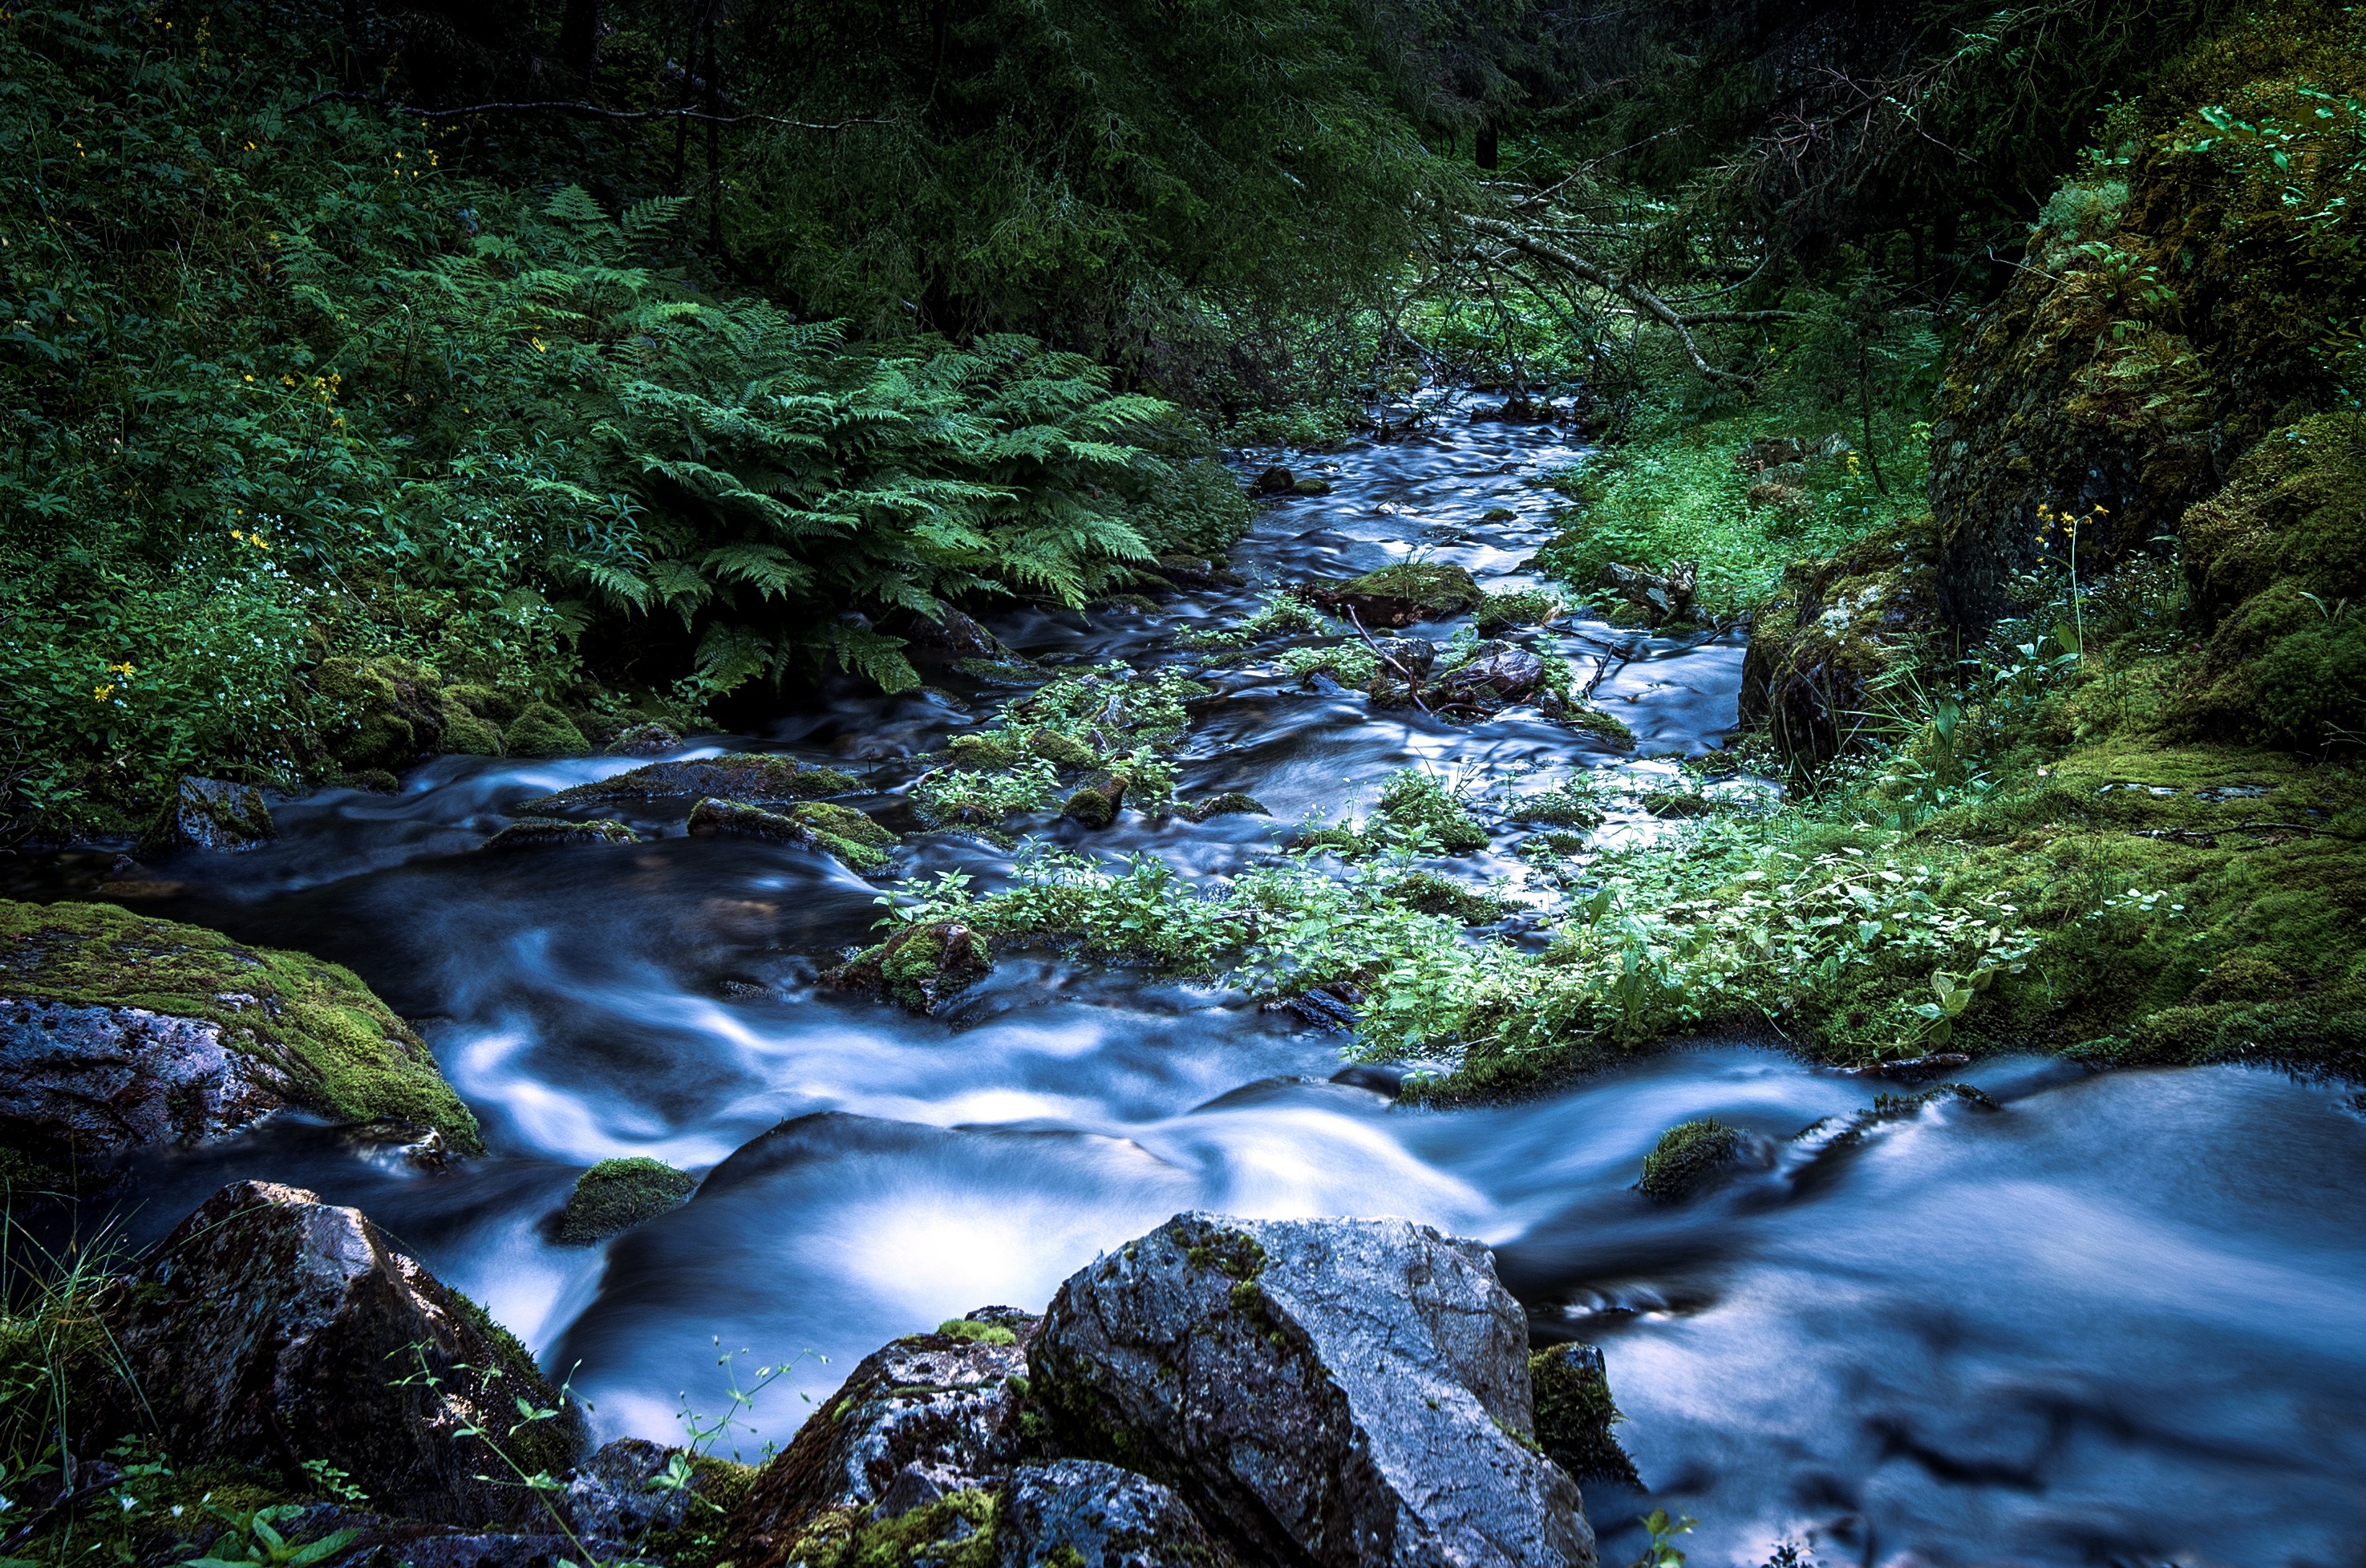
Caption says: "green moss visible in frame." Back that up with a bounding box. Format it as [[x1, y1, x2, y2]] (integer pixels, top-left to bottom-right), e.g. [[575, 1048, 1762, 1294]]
[[1473, 589, 1562, 634], [1739, 517, 1940, 766], [559, 1157, 698, 1243], [687, 798, 897, 871], [829, 921, 996, 1013], [1318, 562, 1485, 623], [638, 1455, 758, 1568], [1528, 1343, 1640, 1488], [0, 899, 482, 1152], [1561, 705, 1637, 748], [529, 756, 858, 811], [483, 817, 639, 849], [440, 684, 523, 726], [1181, 1223, 1267, 1281], [317, 656, 448, 769], [1181, 792, 1270, 822], [503, 703, 589, 760], [436, 708, 506, 757], [1637, 1119, 1743, 1199], [934, 1318, 1019, 1345], [1061, 785, 1119, 828], [785, 1490, 999, 1568], [947, 732, 1023, 771]]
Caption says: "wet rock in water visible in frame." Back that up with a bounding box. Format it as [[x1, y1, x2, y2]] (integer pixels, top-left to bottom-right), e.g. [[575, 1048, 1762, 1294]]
[[0, 899, 481, 1164], [723, 1310, 1039, 1568], [1249, 464, 1295, 496], [522, 756, 858, 812], [1636, 1118, 1743, 1199], [821, 921, 994, 1013], [1031, 1213, 1594, 1568], [1369, 636, 1437, 679], [606, 721, 683, 756], [1738, 517, 1938, 766], [1313, 563, 1487, 627], [1061, 776, 1126, 829], [146, 776, 276, 853], [1481, 506, 1520, 522], [1436, 644, 1548, 704], [558, 1157, 698, 1244], [1290, 476, 1334, 496], [502, 702, 591, 760], [108, 1181, 584, 1525], [999, 1459, 1237, 1568], [1152, 554, 1245, 590], [1180, 792, 1270, 823], [1595, 561, 1697, 626], [887, 603, 1017, 664], [687, 798, 897, 872], [1528, 1344, 1640, 1489], [482, 817, 638, 850]]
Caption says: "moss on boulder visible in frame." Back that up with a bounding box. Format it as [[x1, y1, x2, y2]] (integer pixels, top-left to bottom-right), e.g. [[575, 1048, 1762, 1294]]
[[1740, 517, 1940, 766], [523, 756, 858, 812], [1637, 1119, 1742, 1199], [0, 899, 481, 1155], [559, 1157, 699, 1244], [1313, 563, 1486, 627], [504, 702, 590, 760], [822, 921, 995, 1013], [317, 657, 451, 770], [1528, 1343, 1639, 1488], [686, 798, 897, 872], [484, 817, 639, 849]]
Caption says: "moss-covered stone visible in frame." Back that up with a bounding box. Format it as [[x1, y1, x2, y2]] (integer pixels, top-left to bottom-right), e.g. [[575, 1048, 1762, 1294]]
[[1473, 590, 1562, 635], [144, 776, 276, 853], [483, 817, 639, 849], [1313, 563, 1486, 627], [317, 657, 448, 770], [1528, 1343, 1639, 1488], [1740, 517, 1939, 766], [440, 684, 522, 726], [1060, 784, 1120, 828], [1181, 792, 1271, 823], [686, 798, 897, 872], [783, 1489, 999, 1568], [436, 707, 506, 758], [0, 899, 481, 1153], [523, 756, 860, 812], [503, 702, 590, 760], [1386, 872, 1511, 925], [822, 921, 995, 1013], [1637, 1118, 1742, 1199], [559, 1157, 699, 1243]]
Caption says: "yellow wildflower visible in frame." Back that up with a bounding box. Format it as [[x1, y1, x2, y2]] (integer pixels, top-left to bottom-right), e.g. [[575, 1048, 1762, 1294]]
[[92, 683, 114, 703]]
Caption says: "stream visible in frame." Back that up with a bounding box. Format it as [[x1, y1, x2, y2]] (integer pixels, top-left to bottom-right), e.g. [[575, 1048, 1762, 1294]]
[[19, 415, 2366, 1568]]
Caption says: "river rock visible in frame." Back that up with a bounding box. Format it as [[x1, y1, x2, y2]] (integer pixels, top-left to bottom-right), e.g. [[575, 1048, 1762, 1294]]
[[1595, 561, 1696, 626], [606, 722, 684, 756], [482, 817, 638, 850], [1370, 636, 1437, 679], [0, 899, 481, 1161], [147, 776, 276, 853], [997, 1459, 1236, 1568], [1031, 1212, 1594, 1568], [1250, 465, 1295, 496], [520, 756, 858, 812], [820, 920, 995, 1013], [723, 1310, 1040, 1568], [686, 797, 896, 871], [0, 997, 281, 1161], [1436, 645, 1547, 704], [1313, 563, 1486, 627], [108, 1181, 585, 1525], [558, 1437, 700, 1549]]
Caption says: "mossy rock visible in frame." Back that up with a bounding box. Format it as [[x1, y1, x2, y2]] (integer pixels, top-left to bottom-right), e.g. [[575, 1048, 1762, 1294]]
[[559, 1157, 699, 1243], [947, 732, 1023, 771], [1472, 589, 1561, 635], [522, 756, 859, 812], [782, 1489, 999, 1568], [440, 684, 522, 727], [1637, 1118, 1742, 1199], [686, 798, 897, 872], [1313, 563, 1486, 627], [1529, 1343, 1639, 1488], [1558, 703, 1636, 749], [145, 776, 276, 853], [436, 707, 507, 758], [317, 656, 448, 769], [1061, 781, 1123, 829], [1033, 729, 1104, 772], [1181, 792, 1270, 823], [1740, 517, 1939, 767], [822, 921, 995, 1014], [0, 899, 481, 1153], [483, 817, 639, 849], [504, 702, 590, 760]]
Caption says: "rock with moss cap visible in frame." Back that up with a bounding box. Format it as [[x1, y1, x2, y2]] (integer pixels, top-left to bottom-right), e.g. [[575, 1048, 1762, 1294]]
[[0, 899, 481, 1165], [687, 798, 897, 872], [145, 776, 276, 853], [1528, 1343, 1639, 1489], [484, 817, 639, 850], [1739, 517, 1939, 767], [1031, 1212, 1594, 1568], [1312, 563, 1486, 627], [106, 1181, 585, 1525], [503, 702, 591, 760], [318, 656, 451, 769], [559, 1157, 698, 1243], [521, 756, 858, 812], [606, 721, 684, 756], [1636, 1119, 1743, 1199], [1060, 775, 1128, 829], [821, 922, 994, 1013], [722, 1308, 1040, 1568], [1180, 792, 1270, 824]]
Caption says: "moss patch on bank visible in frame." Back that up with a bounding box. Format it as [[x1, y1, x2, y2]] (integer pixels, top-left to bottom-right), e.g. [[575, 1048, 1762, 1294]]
[[0, 899, 482, 1151]]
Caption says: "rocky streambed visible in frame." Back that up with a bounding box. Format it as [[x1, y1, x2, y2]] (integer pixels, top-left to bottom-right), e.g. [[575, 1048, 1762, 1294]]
[[9, 416, 2366, 1566]]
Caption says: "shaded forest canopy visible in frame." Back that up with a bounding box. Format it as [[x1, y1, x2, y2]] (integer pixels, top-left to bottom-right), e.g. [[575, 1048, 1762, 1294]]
[[0, 0, 2284, 829]]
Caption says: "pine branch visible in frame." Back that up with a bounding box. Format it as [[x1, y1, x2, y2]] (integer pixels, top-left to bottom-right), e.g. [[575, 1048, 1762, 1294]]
[[293, 90, 894, 132]]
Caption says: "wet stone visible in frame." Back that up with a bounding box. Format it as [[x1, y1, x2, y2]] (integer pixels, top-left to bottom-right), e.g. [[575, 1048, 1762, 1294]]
[[482, 817, 638, 850], [519, 756, 857, 812], [998, 1459, 1236, 1568], [147, 776, 276, 853]]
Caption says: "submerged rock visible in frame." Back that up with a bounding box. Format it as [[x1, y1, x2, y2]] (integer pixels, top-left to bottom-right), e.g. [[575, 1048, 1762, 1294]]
[[1031, 1212, 1594, 1568], [723, 1310, 1039, 1568], [999, 1459, 1235, 1568], [108, 1181, 584, 1525], [822, 921, 994, 1013], [1313, 563, 1486, 627], [146, 776, 275, 853], [0, 899, 481, 1165], [558, 1157, 698, 1244], [687, 797, 897, 871], [521, 756, 859, 812], [482, 817, 638, 850], [1636, 1118, 1743, 1199]]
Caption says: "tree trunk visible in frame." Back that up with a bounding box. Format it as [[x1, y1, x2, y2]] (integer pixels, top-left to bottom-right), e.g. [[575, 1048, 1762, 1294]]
[[1476, 118, 1498, 171]]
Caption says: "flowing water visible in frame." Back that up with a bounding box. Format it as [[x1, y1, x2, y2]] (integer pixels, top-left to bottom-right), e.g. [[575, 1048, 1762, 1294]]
[[20, 415, 2366, 1568]]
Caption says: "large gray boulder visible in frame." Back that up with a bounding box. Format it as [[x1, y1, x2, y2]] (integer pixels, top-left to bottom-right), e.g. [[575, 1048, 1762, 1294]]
[[1031, 1213, 1594, 1568], [997, 1459, 1235, 1568], [724, 1309, 1039, 1568], [0, 999, 281, 1159], [108, 1182, 584, 1525]]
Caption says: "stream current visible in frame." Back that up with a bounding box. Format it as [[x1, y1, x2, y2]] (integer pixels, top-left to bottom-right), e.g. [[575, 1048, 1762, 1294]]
[[24, 418, 2366, 1567]]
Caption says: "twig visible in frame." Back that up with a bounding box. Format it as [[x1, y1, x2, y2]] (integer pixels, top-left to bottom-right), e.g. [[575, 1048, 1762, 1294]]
[[293, 90, 893, 131], [1464, 217, 1756, 387], [1342, 607, 1432, 716], [0, 1477, 116, 1554]]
